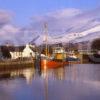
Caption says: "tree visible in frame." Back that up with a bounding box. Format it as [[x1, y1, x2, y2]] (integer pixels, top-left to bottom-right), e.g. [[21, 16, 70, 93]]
[[91, 38, 100, 51], [1, 46, 11, 59]]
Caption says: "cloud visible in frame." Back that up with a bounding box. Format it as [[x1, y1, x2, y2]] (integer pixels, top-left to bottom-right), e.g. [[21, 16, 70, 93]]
[[0, 24, 36, 45], [0, 7, 100, 45], [31, 7, 100, 34], [30, 8, 82, 33], [30, 7, 100, 44], [0, 10, 12, 27], [0, 9, 38, 45], [0, 10, 29, 45], [46, 8, 82, 19], [15, 27, 37, 45], [0, 10, 19, 45], [0, 24, 20, 44], [0, 24, 19, 36]]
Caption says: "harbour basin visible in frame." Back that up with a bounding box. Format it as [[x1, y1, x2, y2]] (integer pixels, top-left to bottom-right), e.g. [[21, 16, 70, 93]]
[[0, 64, 100, 100]]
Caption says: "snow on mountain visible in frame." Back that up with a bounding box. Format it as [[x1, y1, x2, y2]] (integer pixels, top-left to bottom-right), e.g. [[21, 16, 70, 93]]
[[78, 25, 100, 36], [73, 32, 100, 43], [72, 25, 100, 43], [34, 25, 100, 45]]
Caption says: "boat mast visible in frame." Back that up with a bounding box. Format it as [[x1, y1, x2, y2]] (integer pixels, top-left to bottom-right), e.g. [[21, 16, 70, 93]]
[[44, 23, 48, 57]]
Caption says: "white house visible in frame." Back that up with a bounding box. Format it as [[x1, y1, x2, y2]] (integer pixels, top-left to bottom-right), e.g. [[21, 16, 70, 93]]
[[22, 44, 35, 58], [10, 51, 22, 59], [10, 44, 35, 59]]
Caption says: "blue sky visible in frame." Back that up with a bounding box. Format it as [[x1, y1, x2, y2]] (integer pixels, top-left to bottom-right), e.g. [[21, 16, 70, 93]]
[[0, 0, 100, 26]]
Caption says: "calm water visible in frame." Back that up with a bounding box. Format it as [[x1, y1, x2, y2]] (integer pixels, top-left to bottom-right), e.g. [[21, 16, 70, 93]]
[[0, 64, 100, 100]]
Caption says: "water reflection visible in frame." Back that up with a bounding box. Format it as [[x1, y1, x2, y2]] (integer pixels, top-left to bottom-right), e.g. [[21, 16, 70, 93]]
[[0, 64, 100, 100], [0, 68, 35, 84]]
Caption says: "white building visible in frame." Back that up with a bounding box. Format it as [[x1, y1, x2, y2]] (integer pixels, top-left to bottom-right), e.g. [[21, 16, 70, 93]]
[[10, 44, 35, 59], [22, 44, 35, 58]]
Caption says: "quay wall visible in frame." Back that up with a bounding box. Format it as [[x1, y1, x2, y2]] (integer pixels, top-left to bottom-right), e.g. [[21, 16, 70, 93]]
[[0, 60, 34, 70]]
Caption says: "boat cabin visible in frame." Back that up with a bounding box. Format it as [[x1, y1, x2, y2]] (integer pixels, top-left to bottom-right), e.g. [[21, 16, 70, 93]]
[[53, 47, 66, 61]]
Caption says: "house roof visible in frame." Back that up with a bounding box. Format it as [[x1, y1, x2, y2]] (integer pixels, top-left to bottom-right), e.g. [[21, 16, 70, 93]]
[[30, 47, 36, 52], [9, 46, 25, 52]]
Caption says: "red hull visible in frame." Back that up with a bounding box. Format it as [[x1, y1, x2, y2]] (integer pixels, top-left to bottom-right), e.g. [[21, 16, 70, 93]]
[[41, 59, 68, 69]]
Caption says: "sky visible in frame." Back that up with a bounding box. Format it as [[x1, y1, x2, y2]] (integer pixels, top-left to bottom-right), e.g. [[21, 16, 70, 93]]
[[0, 0, 100, 45], [0, 0, 100, 26]]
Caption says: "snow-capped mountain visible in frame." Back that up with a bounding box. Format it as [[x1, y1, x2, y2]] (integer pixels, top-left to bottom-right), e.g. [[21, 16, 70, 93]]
[[31, 7, 100, 45], [73, 26, 100, 43], [33, 25, 100, 45]]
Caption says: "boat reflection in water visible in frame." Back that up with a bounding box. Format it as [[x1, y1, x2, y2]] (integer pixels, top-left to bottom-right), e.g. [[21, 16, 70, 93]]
[[0, 64, 100, 100]]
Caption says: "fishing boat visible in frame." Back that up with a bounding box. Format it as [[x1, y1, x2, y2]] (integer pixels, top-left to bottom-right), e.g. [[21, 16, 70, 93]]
[[41, 24, 68, 69], [41, 57, 68, 69], [66, 52, 80, 64]]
